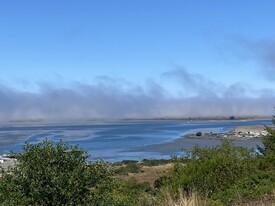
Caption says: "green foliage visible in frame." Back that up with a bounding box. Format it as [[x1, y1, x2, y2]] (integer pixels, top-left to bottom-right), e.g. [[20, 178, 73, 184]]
[[214, 170, 275, 205], [0, 140, 157, 205], [257, 126, 275, 175], [113, 160, 142, 175], [258, 126, 275, 156], [195, 131, 202, 136], [160, 140, 262, 204], [114, 160, 139, 166], [154, 175, 172, 189], [89, 178, 153, 206], [141, 159, 172, 167], [0, 139, 112, 206]]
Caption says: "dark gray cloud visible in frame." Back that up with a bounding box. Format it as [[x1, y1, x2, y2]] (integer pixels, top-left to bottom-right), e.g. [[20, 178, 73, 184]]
[[0, 69, 274, 122]]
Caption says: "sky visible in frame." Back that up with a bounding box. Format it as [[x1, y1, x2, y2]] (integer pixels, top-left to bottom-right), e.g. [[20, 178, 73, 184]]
[[0, 1, 275, 121]]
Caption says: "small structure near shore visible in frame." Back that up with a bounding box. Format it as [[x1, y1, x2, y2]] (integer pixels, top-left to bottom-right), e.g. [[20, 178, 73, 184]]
[[185, 126, 269, 140], [220, 130, 268, 140], [0, 154, 17, 171]]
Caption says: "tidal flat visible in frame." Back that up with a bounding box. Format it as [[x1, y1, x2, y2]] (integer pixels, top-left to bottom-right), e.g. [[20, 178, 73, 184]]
[[0, 119, 272, 162]]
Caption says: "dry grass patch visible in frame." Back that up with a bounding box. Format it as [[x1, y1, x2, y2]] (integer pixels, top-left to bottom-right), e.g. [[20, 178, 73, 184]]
[[118, 163, 173, 186]]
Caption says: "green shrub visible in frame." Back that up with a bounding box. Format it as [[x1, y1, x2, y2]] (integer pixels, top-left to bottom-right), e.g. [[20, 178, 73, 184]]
[[196, 132, 202, 136], [154, 175, 172, 189], [213, 169, 275, 205], [141, 159, 172, 166], [89, 178, 153, 206], [114, 161, 142, 175], [0, 139, 112, 206], [258, 126, 275, 157], [168, 140, 257, 199]]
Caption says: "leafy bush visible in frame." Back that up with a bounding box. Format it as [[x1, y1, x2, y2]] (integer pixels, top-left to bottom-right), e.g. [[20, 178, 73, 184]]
[[214, 170, 275, 204], [0, 139, 112, 206], [195, 132, 202, 136], [258, 126, 275, 157], [89, 178, 153, 206], [166, 141, 258, 200], [113, 160, 142, 175], [141, 159, 172, 167], [154, 176, 172, 189]]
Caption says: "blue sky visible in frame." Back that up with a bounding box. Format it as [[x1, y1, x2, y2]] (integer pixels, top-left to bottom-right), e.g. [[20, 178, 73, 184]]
[[0, 1, 275, 120]]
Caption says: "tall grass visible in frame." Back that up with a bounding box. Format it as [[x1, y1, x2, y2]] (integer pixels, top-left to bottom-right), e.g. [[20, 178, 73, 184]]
[[157, 189, 206, 206]]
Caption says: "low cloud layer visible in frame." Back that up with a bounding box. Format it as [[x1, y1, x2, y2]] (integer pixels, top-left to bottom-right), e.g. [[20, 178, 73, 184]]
[[0, 68, 274, 122]]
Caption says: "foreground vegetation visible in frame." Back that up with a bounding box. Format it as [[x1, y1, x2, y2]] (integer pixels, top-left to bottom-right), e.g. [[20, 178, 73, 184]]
[[0, 127, 275, 205]]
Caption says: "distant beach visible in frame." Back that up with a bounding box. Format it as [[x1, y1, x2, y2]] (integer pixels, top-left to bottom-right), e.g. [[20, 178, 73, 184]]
[[184, 125, 269, 140]]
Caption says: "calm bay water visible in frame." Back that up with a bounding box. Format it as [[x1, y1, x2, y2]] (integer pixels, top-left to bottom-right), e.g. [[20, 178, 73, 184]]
[[0, 119, 272, 162]]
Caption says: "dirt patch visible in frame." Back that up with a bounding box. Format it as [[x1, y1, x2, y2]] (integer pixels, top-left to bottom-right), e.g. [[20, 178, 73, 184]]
[[230, 125, 267, 133], [117, 163, 173, 186]]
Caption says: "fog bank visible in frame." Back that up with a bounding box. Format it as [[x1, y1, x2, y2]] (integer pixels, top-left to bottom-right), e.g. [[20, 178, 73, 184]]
[[1, 68, 274, 121]]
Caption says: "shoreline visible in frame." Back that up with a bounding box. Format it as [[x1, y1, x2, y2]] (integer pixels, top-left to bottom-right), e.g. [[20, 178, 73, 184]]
[[129, 124, 273, 156], [184, 125, 269, 140]]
